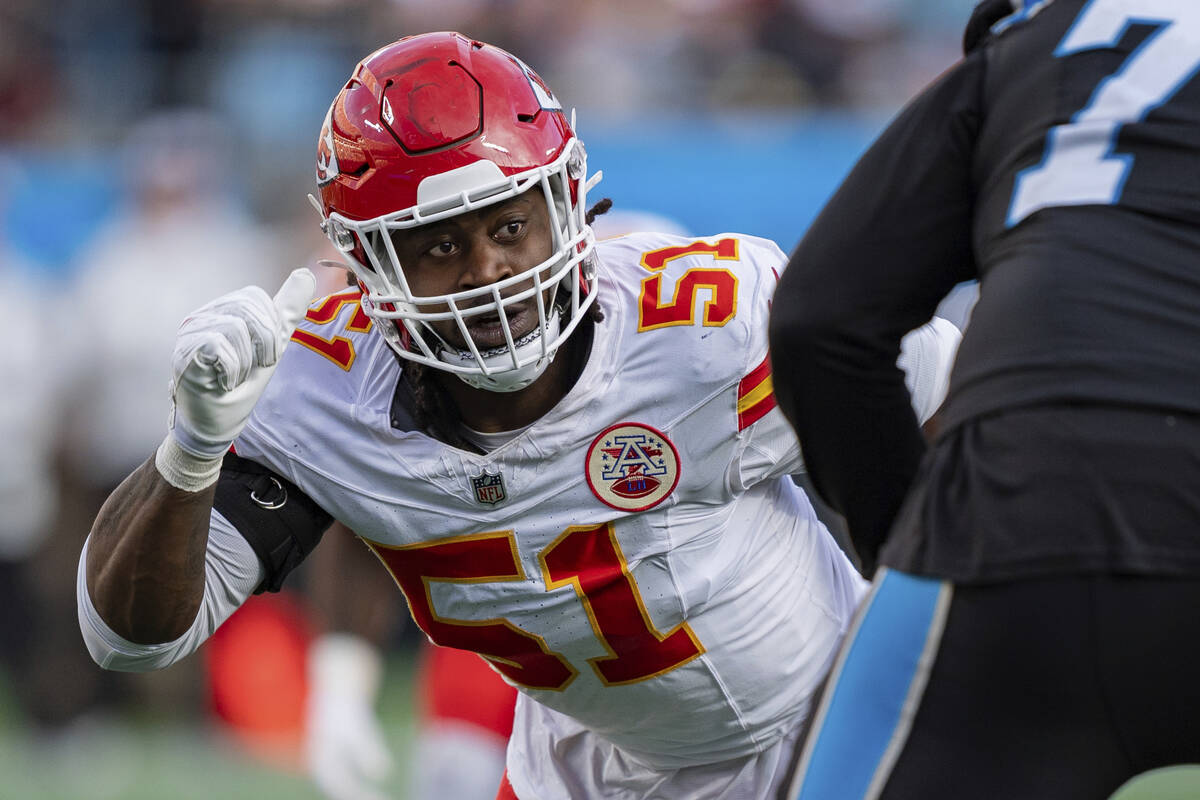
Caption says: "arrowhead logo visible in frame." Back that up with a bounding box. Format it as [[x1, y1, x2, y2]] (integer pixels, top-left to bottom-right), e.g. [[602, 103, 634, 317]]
[[316, 101, 340, 186]]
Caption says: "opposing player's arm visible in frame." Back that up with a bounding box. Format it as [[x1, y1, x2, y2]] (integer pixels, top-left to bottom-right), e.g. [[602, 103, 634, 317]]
[[79, 269, 316, 659], [768, 52, 983, 574], [724, 233, 959, 487]]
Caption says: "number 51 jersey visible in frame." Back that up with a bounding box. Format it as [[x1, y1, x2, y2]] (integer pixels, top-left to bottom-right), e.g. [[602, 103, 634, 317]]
[[235, 231, 869, 768]]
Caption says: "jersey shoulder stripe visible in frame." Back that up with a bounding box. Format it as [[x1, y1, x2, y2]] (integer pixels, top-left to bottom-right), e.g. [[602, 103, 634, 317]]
[[737, 353, 776, 431]]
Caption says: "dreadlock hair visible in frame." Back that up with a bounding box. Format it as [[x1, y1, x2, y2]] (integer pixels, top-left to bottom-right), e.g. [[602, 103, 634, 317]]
[[403, 360, 476, 450], [585, 197, 612, 226], [583, 197, 611, 324]]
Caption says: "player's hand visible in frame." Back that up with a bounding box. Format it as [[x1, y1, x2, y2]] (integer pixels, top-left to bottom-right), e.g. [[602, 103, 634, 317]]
[[168, 268, 315, 460], [306, 634, 396, 800]]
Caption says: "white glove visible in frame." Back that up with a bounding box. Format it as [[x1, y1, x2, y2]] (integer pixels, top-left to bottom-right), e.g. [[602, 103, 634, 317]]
[[155, 268, 315, 490], [306, 634, 396, 800]]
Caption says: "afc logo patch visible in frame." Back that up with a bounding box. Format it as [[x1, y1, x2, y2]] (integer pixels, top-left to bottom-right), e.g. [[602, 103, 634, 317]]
[[470, 470, 507, 506], [585, 423, 680, 512]]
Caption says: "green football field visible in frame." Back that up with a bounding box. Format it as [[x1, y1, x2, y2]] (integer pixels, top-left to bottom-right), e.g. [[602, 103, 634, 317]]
[[2, 651, 1196, 800], [0, 656, 418, 800], [1107, 767, 1200, 800]]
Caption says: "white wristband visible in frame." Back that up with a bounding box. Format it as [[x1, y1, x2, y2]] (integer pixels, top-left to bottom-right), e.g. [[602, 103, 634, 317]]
[[155, 434, 224, 492]]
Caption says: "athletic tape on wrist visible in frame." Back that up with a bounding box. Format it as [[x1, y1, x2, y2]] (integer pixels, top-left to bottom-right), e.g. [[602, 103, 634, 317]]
[[155, 435, 224, 492]]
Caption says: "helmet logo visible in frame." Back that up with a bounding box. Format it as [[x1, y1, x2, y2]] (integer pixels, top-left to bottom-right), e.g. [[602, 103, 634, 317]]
[[512, 56, 562, 111], [316, 102, 340, 185], [381, 96, 395, 126]]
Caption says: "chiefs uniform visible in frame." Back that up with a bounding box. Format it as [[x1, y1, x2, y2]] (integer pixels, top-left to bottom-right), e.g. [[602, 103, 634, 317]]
[[238, 231, 862, 787]]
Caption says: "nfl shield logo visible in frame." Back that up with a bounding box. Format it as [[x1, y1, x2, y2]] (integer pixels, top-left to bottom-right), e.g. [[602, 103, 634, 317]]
[[471, 471, 507, 506]]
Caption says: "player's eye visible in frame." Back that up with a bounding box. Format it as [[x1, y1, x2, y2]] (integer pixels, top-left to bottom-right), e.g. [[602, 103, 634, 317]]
[[426, 240, 459, 258], [495, 219, 526, 242]]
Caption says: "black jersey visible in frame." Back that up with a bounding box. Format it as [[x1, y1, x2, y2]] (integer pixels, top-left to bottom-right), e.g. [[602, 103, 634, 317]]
[[769, 0, 1200, 574], [960, 0, 1200, 427]]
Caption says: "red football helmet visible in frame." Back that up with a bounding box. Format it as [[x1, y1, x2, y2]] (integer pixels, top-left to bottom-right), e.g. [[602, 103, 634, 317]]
[[312, 32, 600, 391]]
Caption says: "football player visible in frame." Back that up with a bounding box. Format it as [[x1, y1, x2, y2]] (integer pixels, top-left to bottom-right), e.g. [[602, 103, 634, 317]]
[[770, 1, 1200, 798], [78, 32, 958, 799]]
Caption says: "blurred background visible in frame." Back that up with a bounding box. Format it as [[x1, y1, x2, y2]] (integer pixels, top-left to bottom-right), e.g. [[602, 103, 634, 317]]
[[0, 0, 976, 797]]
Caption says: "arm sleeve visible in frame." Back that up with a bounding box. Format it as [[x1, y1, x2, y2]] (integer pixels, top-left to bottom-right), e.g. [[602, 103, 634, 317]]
[[77, 509, 264, 671], [767, 53, 984, 575]]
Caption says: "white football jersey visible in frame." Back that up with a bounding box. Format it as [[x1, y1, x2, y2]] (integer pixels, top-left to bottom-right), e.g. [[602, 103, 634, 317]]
[[235, 232, 880, 769]]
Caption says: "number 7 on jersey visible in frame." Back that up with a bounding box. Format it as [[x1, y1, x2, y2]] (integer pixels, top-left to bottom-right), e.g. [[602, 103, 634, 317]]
[[1008, 1, 1200, 226]]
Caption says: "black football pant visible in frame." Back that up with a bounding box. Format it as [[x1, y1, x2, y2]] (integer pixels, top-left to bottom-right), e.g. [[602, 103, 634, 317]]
[[788, 569, 1200, 800]]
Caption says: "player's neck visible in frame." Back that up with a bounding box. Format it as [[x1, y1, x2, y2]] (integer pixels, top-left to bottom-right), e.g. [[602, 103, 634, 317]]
[[440, 334, 585, 433]]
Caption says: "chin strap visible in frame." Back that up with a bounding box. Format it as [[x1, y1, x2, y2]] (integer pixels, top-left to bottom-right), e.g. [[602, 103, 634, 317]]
[[439, 308, 564, 393]]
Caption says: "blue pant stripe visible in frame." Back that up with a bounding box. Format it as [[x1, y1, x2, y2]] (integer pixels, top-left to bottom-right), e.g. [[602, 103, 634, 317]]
[[794, 569, 949, 800]]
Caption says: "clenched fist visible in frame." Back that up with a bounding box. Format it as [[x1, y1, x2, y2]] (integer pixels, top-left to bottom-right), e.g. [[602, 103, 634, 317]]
[[157, 268, 315, 490]]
